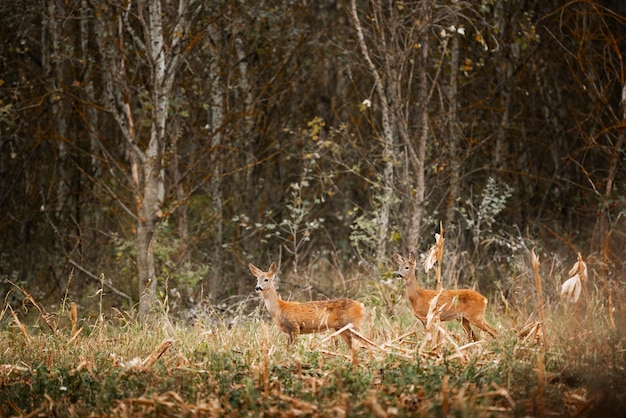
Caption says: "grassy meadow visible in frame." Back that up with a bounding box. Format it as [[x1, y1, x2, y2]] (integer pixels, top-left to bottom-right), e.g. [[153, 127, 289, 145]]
[[0, 255, 624, 417]]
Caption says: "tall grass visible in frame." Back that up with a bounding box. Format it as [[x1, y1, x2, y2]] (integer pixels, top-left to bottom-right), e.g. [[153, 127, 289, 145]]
[[0, 252, 624, 417]]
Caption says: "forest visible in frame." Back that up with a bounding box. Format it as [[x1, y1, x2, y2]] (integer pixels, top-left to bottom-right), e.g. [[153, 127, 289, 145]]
[[0, 0, 625, 415], [1, 0, 624, 320]]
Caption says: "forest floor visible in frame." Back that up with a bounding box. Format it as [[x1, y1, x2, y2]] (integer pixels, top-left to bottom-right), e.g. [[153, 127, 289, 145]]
[[0, 284, 624, 417]]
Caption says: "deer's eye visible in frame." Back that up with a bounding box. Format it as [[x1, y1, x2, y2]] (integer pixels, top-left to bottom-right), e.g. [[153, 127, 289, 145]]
[[264, 278, 269, 282]]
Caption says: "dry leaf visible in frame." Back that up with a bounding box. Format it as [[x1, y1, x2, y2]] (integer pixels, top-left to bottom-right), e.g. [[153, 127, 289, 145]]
[[423, 232, 443, 272], [423, 247, 437, 272], [560, 275, 581, 303]]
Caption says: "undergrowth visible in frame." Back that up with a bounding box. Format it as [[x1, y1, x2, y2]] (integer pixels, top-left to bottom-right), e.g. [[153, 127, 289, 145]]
[[0, 298, 623, 417], [1, 251, 624, 417]]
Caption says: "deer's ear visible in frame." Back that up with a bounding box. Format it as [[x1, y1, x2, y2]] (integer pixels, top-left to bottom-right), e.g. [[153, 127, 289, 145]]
[[268, 262, 278, 275], [248, 263, 262, 277], [408, 252, 416, 263], [392, 253, 403, 264]]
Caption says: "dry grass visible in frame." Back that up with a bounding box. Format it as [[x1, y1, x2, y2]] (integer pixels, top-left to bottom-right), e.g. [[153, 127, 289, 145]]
[[0, 253, 624, 417]]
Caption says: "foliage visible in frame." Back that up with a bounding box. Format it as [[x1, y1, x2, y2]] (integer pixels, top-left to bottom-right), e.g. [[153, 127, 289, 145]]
[[457, 177, 513, 248], [112, 221, 209, 298], [348, 187, 401, 264], [234, 119, 327, 273]]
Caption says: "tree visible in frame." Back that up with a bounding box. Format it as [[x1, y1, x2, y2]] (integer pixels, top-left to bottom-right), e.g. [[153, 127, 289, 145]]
[[94, 0, 200, 321], [349, 0, 434, 257]]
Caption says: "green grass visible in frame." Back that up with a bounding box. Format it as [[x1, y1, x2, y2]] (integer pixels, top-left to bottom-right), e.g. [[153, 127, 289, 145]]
[[1, 292, 624, 418]]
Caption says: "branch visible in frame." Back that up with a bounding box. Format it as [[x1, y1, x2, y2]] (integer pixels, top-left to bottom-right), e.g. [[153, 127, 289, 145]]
[[349, 0, 388, 110], [122, 1, 148, 58], [68, 260, 134, 304]]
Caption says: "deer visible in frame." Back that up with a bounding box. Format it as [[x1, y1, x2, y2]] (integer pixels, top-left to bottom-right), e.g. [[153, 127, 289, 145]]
[[392, 252, 497, 341], [249, 261, 364, 364]]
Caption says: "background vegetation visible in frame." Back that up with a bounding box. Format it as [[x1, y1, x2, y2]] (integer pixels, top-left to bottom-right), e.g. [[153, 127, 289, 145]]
[[0, 0, 625, 415], [0, 0, 624, 314]]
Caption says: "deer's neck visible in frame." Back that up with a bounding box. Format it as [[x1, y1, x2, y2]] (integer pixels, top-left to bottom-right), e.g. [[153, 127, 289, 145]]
[[261, 286, 284, 319], [404, 273, 424, 299]]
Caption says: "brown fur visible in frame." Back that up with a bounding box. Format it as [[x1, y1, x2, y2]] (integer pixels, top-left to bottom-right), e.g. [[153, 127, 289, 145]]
[[249, 262, 364, 363], [393, 252, 497, 340]]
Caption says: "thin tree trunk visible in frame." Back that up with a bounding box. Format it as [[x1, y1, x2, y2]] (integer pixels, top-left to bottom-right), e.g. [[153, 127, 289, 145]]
[[81, 0, 98, 176], [407, 0, 432, 253], [593, 82, 626, 253], [445, 24, 461, 227], [350, 0, 395, 266], [95, 0, 196, 322], [234, 30, 255, 207], [494, 1, 511, 173], [207, 24, 225, 299], [137, 0, 174, 321], [45, 0, 70, 233]]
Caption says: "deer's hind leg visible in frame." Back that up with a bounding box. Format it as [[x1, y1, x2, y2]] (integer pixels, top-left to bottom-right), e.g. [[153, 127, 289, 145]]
[[461, 317, 477, 341], [473, 318, 497, 338], [338, 328, 359, 366]]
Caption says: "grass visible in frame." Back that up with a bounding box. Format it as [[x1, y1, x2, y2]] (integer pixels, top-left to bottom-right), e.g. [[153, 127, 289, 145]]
[[1, 269, 624, 416]]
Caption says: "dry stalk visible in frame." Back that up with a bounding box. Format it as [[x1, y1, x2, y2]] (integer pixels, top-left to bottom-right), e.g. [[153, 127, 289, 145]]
[[67, 327, 84, 346], [318, 349, 353, 362], [475, 383, 516, 409], [321, 323, 354, 344], [70, 359, 93, 374], [8, 280, 57, 334], [441, 374, 450, 416], [364, 389, 388, 418], [519, 322, 543, 345], [608, 292, 615, 331], [8, 400, 32, 417], [382, 330, 417, 347], [435, 222, 445, 291], [277, 393, 318, 414], [321, 323, 381, 351], [0, 364, 30, 374], [142, 338, 174, 370], [0, 301, 7, 322], [70, 301, 83, 340], [70, 302, 78, 336], [535, 348, 546, 418], [438, 327, 467, 363], [8, 305, 31, 343], [61, 267, 74, 316], [423, 224, 445, 291], [530, 248, 547, 347], [256, 321, 272, 396], [561, 253, 588, 339], [419, 289, 445, 351], [114, 391, 222, 417]]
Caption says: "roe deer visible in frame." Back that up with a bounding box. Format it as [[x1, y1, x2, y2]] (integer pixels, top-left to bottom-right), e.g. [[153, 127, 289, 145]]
[[249, 262, 364, 364], [393, 252, 497, 340]]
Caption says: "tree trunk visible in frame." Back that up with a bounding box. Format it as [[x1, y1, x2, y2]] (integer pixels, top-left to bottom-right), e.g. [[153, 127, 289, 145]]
[[350, 0, 395, 266], [234, 29, 256, 211], [45, 0, 70, 239], [94, 0, 195, 322], [494, 1, 511, 173], [207, 24, 225, 299], [136, 215, 157, 320], [406, 0, 432, 253], [445, 22, 461, 227]]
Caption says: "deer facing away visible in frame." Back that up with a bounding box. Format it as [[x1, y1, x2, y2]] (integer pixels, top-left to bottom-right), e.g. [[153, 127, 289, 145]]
[[393, 252, 497, 340], [249, 262, 364, 363]]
